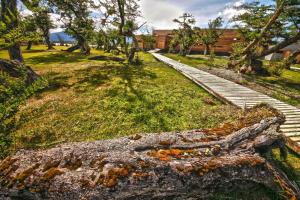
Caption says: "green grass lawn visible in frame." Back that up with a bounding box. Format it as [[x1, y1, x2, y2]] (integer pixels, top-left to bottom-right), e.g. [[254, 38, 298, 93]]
[[166, 53, 228, 68], [1, 45, 241, 149], [165, 53, 300, 107]]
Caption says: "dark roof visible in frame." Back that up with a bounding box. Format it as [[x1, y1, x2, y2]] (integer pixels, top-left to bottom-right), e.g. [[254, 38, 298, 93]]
[[281, 41, 300, 51], [153, 30, 173, 36]]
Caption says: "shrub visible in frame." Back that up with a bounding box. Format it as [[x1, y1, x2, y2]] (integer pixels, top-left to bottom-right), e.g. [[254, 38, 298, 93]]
[[267, 61, 285, 76], [0, 69, 47, 158]]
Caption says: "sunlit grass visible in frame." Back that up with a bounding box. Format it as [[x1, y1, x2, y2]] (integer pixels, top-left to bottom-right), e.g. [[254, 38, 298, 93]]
[[165, 53, 228, 68], [1, 45, 241, 149]]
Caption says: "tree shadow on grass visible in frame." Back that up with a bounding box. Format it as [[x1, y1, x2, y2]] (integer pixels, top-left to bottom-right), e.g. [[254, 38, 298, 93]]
[[37, 62, 158, 96], [23, 49, 50, 53], [114, 64, 174, 131], [27, 52, 87, 65], [267, 78, 300, 91]]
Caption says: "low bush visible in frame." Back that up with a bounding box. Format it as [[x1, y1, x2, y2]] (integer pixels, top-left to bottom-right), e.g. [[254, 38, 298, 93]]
[[0, 68, 47, 158], [267, 61, 285, 76]]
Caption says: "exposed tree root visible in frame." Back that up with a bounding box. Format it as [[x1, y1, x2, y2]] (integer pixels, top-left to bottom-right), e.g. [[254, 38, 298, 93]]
[[0, 58, 39, 85]]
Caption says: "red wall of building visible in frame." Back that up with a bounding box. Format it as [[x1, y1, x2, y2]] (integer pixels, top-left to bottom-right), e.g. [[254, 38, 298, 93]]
[[153, 29, 240, 54], [283, 50, 300, 64]]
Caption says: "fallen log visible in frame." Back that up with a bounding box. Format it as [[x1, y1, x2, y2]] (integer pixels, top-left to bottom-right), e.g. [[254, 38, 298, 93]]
[[0, 58, 39, 85], [0, 116, 299, 200]]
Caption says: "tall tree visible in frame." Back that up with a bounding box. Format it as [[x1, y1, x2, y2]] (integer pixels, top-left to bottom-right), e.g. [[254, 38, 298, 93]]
[[100, 0, 142, 63], [195, 17, 223, 55], [229, 0, 300, 73], [1, 0, 23, 62], [48, 0, 95, 55], [22, 15, 41, 50], [33, 8, 56, 50], [169, 13, 196, 56]]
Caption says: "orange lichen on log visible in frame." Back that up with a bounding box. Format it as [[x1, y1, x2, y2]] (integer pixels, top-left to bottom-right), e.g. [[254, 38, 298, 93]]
[[132, 172, 149, 180], [41, 167, 64, 181], [0, 157, 18, 173], [266, 163, 298, 200], [148, 149, 195, 162], [42, 160, 61, 172], [203, 105, 279, 138], [14, 163, 40, 182], [8, 163, 40, 188], [100, 166, 132, 188], [198, 156, 265, 176]]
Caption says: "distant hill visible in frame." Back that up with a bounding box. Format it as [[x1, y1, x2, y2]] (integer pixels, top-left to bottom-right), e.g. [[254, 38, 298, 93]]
[[50, 32, 75, 43]]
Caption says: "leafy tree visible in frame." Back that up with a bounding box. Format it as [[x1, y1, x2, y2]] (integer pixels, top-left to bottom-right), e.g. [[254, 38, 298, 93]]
[[33, 8, 56, 50], [1, 0, 24, 62], [93, 30, 106, 50], [100, 0, 142, 63], [170, 13, 196, 56], [48, 0, 95, 55], [0, 0, 43, 62], [195, 17, 223, 55], [140, 34, 155, 51], [104, 29, 122, 53], [229, 0, 300, 73], [22, 15, 41, 50]]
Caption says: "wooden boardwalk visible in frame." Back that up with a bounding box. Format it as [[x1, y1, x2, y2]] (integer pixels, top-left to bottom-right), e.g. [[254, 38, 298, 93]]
[[291, 66, 300, 72], [152, 53, 300, 153]]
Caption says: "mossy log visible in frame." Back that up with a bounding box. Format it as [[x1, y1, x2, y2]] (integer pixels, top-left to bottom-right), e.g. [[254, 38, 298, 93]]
[[0, 58, 39, 85], [0, 116, 299, 199]]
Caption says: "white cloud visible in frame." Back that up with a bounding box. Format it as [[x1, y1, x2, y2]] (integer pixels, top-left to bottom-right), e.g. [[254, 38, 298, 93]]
[[50, 13, 64, 33], [139, 0, 184, 29], [219, 0, 246, 26], [139, 0, 247, 29], [18, 0, 255, 33]]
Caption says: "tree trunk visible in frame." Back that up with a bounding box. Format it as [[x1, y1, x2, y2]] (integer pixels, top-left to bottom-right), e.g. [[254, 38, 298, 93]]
[[128, 35, 139, 63], [0, 58, 39, 85], [1, 115, 299, 199], [241, 1, 285, 55], [204, 44, 210, 55], [44, 33, 54, 50], [80, 41, 91, 55], [66, 44, 80, 52], [26, 41, 33, 50], [8, 44, 24, 63], [256, 32, 300, 59], [65, 33, 90, 55], [228, 1, 293, 72], [239, 55, 264, 74], [1, 0, 24, 63], [228, 31, 300, 72]]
